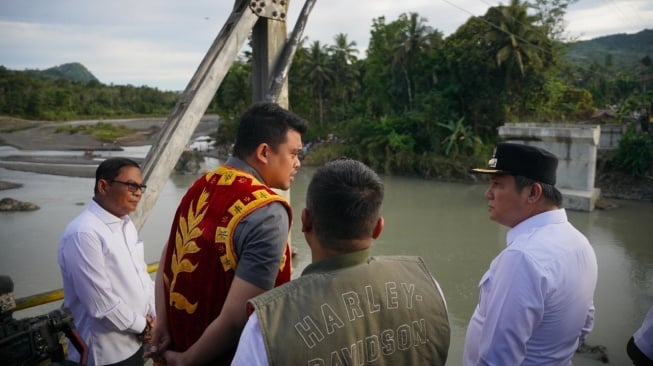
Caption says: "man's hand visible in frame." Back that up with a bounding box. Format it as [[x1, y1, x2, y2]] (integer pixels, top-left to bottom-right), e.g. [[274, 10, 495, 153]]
[[162, 350, 188, 366], [139, 315, 155, 342], [145, 316, 170, 364]]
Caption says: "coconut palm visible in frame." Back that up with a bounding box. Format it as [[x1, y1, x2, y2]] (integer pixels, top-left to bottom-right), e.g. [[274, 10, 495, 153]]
[[328, 33, 360, 121], [392, 13, 433, 109], [303, 40, 333, 126], [330, 33, 359, 66], [485, 0, 549, 77]]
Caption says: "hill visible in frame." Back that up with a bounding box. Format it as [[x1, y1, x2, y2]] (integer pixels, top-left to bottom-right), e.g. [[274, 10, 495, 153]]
[[563, 29, 653, 70], [0, 64, 177, 120], [23, 62, 99, 84]]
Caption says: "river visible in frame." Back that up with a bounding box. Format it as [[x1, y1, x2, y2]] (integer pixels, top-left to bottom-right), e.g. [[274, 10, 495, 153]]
[[0, 148, 651, 365]]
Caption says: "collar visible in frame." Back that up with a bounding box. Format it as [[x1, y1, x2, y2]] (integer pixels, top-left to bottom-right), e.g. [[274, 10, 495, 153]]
[[88, 198, 130, 234], [225, 156, 266, 185], [506, 208, 567, 246], [301, 248, 372, 276]]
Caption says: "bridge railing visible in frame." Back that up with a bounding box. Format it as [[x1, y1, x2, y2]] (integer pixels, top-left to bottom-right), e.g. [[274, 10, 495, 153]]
[[14, 262, 159, 311]]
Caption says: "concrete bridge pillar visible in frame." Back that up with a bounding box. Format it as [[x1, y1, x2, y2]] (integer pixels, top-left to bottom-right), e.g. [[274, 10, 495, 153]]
[[498, 123, 601, 211]]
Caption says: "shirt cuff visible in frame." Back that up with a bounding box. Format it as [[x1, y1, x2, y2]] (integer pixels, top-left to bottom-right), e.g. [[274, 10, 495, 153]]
[[131, 315, 147, 334]]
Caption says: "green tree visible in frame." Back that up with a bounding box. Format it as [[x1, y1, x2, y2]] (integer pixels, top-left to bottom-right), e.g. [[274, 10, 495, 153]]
[[438, 117, 483, 158], [288, 36, 313, 123], [364, 16, 402, 116], [328, 33, 361, 122], [530, 0, 579, 40], [482, 0, 555, 119], [364, 13, 442, 116], [392, 13, 433, 110], [485, 0, 549, 78], [441, 16, 505, 138], [303, 40, 333, 126], [612, 127, 653, 176]]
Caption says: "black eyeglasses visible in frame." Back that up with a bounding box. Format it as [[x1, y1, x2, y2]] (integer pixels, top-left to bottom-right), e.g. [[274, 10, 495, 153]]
[[110, 179, 147, 193]]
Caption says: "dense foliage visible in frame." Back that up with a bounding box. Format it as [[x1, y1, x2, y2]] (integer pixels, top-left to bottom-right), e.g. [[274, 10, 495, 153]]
[[560, 30, 653, 109], [0, 65, 180, 120], [609, 127, 653, 177], [564, 29, 653, 70], [2, 1, 652, 179]]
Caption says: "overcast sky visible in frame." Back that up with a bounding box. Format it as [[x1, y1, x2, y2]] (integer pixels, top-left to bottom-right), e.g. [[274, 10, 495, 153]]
[[1, 0, 651, 91]]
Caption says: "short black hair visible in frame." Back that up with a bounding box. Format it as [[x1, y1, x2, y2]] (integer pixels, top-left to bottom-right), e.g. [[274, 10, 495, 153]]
[[306, 158, 384, 251], [514, 175, 563, 207], [232, 101, 308, 159], [94, 157, 141, 195]]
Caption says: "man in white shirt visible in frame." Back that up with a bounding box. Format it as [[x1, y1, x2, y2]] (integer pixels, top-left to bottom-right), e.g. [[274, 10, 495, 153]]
[[59, 157, 155, 366], [464, 142, 598, 365], [627, 305, 653, 365]]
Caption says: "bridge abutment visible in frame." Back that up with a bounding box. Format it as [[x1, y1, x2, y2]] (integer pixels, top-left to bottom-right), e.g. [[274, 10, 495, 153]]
[[498, 123, 601, 211]]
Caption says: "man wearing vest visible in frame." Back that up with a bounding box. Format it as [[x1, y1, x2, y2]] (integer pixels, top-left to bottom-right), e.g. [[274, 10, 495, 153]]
[[232, 158, 450, 365], [147, 102, 308, 365]]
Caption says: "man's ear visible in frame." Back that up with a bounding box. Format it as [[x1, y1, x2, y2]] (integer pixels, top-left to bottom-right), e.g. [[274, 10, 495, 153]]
[[255, 143, 270, 164], [97, 179, 109, 195], [372, 216, 384, 239], [301, 208, 312, 233], [528, 182, 544, 203]]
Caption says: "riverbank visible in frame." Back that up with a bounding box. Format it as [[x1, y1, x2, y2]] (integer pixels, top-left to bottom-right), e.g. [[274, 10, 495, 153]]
[[1, 116, 652, 202], [596, 168, 653, 201], [0, 115, 217, 178], [0, 115, 217, 150]]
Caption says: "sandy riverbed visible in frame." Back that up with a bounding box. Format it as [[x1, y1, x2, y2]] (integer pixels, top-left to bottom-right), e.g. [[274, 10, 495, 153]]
[[0, 116, 219, 184]]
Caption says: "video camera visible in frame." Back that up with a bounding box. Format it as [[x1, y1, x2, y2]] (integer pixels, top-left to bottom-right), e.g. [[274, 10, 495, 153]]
[[0, 275, 87, 366]]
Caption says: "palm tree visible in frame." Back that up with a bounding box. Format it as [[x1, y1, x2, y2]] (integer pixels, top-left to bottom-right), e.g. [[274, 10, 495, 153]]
[[485, 0, 549, 77], [328, 33, 360, 121], [303, 40, 333, 126], [392, 13, 433, 110], [483, 0, 552, 119], [330, 33, 359, 66]]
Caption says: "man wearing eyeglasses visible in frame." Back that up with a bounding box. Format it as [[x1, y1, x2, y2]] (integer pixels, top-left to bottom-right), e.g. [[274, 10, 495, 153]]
[[58, 157, 155, 366]]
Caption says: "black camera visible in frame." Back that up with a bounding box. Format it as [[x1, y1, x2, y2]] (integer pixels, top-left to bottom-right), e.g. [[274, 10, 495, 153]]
[[0, 275, 87, 366]]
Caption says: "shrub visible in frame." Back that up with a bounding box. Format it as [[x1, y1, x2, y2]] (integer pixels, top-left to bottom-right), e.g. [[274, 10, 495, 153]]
[[302, 142, 351, 166], [613, 127, 653, 177], [54, 122, 135, 142]]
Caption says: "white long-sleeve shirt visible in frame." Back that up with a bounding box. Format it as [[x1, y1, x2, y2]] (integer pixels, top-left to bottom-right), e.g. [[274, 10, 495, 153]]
[[634, 305, 653, 359], [58, 199, 155, 366], [463, 209, 598, 366]]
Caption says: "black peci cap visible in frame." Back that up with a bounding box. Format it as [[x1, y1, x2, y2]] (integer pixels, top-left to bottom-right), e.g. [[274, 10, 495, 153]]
[[471, 142, 558, 185]]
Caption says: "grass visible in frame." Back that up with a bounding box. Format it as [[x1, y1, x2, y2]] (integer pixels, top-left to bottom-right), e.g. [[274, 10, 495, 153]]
[[0, 116, 40, 133], [54, 122, 136, 142]]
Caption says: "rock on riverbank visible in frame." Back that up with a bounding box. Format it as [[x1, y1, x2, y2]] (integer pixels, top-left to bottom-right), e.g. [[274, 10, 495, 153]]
[[0, 197, 39, 211]]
